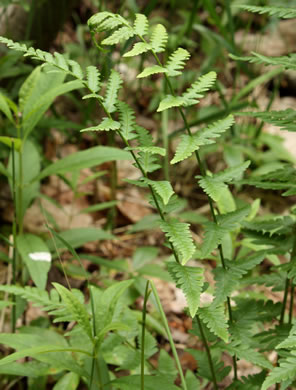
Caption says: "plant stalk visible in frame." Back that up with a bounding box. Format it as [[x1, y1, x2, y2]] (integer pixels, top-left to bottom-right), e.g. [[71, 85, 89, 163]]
[[141, 281, 151, 390]]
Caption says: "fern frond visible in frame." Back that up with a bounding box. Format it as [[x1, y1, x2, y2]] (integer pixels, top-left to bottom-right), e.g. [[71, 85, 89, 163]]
[[225, 343, 272, 370], [104, 70, 122, 113], [198, 303, 229, 342], [88, 12, 127, 32], [87, 11, 114, 29], [201, 222, 228, 258], [165, 48, 190, 77], [80, 117, 120, 132], [143, 178, 174, 205], [117, 101, 136, 140], [237, 109, 296, 132], [68, 60, 84, 79], [123, 42, 151, 57], [182, 71, 217, 106], [86, 65, 101, 93], [160, 219, 195, 265], [102, 26, 135, 46], [137, 65, 168, 78], [240, 5, 296, 19], [231, 52, 296, 70], [167, 262, 204, 317], [150, 24, 168, 53], [133, 13, 149, 36], [171, 115, 234, 164], [54, 52, 69, 71], [199, 177, 228, 203], [135, 146, 165, 156], [262, 352, 296, 390], [157, 95, 185, 112]]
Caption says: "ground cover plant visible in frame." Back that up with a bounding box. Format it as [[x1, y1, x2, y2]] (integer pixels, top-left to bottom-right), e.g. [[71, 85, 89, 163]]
[[1, 1, 296, 389]]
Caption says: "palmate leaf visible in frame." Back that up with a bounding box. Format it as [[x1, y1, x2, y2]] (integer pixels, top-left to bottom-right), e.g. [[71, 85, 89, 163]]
[[123, 42, 151, 57], [81, 117, 120, 132], [198, 303, 229, 342], [261, 352, 296, 390], [86, 65, 101, 93], [137, 65, 168, 78], [102, 26, 134, 45], [182, 71, 217, 106], [117, 101, 136, 140], [167, 262, 204, 317], [165, 48, 190, 77], [104, 70, 122, 113], [157, 95, 185, 112], [143, 178, 174, 205], [160, 219, 195, 265], [240, 5, 296, 19], [133, 13, 149, 36], [237, 109, 296, 132], [171, 115, 234, 164], [53, 283, 92, 341], [150, 24, 168, 53]]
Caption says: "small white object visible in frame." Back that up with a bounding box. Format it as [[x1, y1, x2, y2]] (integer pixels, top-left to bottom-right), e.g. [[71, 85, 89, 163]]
[[29, 252, 51, 262]]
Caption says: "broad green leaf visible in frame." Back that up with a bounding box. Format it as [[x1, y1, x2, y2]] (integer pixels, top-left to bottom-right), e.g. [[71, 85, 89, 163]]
[[0, 361, 50, 377], [53, 372, 80, 390], [0, 92, 14, 123], [168, 262, 204, 317], [157, 95, 184, 112], [0, 136, 21, 151], [47, 227, 114, 251], [17, 234, 51, 290], [36, 146, 131, 180], [143, 178, 174, 205], [137, 65, 168, 78], [123, 42, 151, 57], [53, 283, 92, 340], [160, 219, 195, 265]]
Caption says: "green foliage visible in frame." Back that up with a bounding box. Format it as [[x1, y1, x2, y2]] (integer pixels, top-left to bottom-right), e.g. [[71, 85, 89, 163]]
[[239, 5, 296, 19], [150, 24, 168, 53], [238, 109, 296, 132], [167, 262, 204, 317], [165, 48, 191, 77], [182, 71, 217, 107], [198, 303, 229, 342], [104, 70, 122, 113]]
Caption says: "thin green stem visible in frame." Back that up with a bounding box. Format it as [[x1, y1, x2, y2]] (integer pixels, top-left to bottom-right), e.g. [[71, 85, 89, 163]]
[[141, 281, 151, 390], [289, 284, 294, 324], [150, 281, 187, 390], [195, 316, 218, 390], [280, 278, 290, 324], [161, 82, 170, 181], [11, 143, 17, 333]]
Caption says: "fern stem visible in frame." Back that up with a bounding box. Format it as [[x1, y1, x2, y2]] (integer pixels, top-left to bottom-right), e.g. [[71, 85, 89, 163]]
[[141, 281, 151, 390], [195, 315, 218, 390], [150, 281, 188, 390], [289, 284, 294, 324], [280, 278, 290, 324]]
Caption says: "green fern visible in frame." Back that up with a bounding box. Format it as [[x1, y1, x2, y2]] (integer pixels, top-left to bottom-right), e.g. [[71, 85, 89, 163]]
[[201, 222, 228, 258], [150, 24, 168, 53], [104, 70, 123, 113], [159, 219, 195, 265], [239, 5, 296, 19], [237, 109, 296, 132], [182, 71, 217, 106], [133, 13, 149, 36], [157, 95, 185, 112], [261, 352, 296, 390], [231, 52, 296, 70], [167, 262, 204, 317], [86, 65, 101, 93], [165, 48, 191, 77], [137, 65, 168, 78], [102, 26, 135, 46], [80, 117, 121, 132], [198, 303, 229, 342], [171, 115, 234, 164], [142, 178, 174, 205], [123, 42, 151, 57], [117, 101, 136, 140]]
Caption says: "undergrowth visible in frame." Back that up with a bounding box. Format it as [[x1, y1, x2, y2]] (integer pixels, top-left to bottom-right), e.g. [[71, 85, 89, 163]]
[[0, 2, 296, 389]]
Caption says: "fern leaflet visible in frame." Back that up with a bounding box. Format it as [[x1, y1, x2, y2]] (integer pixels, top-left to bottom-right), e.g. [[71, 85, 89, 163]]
[[123, 42, 151, 57], [86, 65, 101, 93], [240, 5, 296, 19], [237, 109, 296, 132], [102, 26, 135, 45], [261, 352, 296, 390], [171, 115, 234, 164], [117, 101, 136, 140], [157, 95, 185, 112], [198, 303, 229, 342], [231, 52, 296, 70], [182, 71, 217, 106], [80, 118, 120, 132], [165, 48, 190, 77], [133, 13, 149, 36], [167, 262, 204, 317], [150, 24, 168, 53], [104, 70, 122, 113], [143, 178, 174, 205], [160, 219, 195, 265], [137, 65, 168, 79]]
